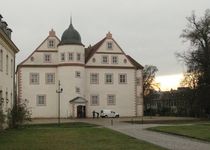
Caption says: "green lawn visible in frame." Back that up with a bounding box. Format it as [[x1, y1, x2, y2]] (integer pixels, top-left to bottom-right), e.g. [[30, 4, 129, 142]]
[[149, 123, 210, 142], [0, 122, 165, 150]]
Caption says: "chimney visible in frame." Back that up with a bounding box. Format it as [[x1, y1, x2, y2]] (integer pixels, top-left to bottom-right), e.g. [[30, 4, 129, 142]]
[[49, 29, 56, 37], [106, 31, 112, 39], [6, 28, 12, 39]]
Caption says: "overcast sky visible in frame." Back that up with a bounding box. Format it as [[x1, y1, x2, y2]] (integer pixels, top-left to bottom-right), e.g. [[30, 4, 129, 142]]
[[1, 0, 210, 76]]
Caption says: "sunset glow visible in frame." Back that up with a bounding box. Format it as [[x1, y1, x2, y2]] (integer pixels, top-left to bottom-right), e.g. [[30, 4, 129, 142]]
[[155, 74, 184, 91]]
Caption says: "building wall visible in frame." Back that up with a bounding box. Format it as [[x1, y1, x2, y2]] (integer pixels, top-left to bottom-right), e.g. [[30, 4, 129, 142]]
[[0, 41, 15, 115], [18, 67, 58, 118], [85, 68, 136, 117]]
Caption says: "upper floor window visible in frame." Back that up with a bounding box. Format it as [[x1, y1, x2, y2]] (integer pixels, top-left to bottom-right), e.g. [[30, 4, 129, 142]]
[[102, 56, 108, 64], [75, 71, 81, 78], [48, 40, 55, 48], [119, 74, 127, 84], [44, 54, 51, 63], [68, 52, 74, 61], [0, 50, 3, 71], [6, 55, 8, 75], [77, 53, 81, 61], [90, 95, 99, 106], [112, 56, 118, 64], [60, 53, 65, 61], [105, 73, 113, 84], [107, 95, 116, 105], [11, 59, 13, 78], [30, 73, 39, 84], [75, 87, 80, 93], [90, 73, 99, 84], [107, 42, 113, 49], [37, 95, 46, 106], [136, 78, 141, 86], [45, 73, 55, 84], [0, 91, 2, 106]]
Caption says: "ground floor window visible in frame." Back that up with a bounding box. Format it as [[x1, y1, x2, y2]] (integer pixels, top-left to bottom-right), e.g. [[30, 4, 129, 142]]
[[107, 94, 116, 105], [37, 95, 46, 106], [90, 95, 99, 106]]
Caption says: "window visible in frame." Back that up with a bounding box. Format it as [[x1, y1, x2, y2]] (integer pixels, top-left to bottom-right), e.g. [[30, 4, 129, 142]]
[[112, 56, 118, 64], [123, 59, 127, 64], [75, 71, 81, 78], [102, 56, 108, 64], [30, 73, 39, 84], [90, 73, 99, 84], [68, 52, 74, 61], [92, 58, 96, 63], [11, 59, 13, 78], [0, 91, 2, 106], [5, 91, 8, 104], [136, 78, 141, 85], [119, 74, 127, 84], [107, 42, 113, 49], [61, 53, 65, 61], [105, 73, 113, 84], [44, 54, 51, 63], [45, 73, 55, 84], [107, 95, 116, 105], [37, 95, 46, 106], [48, 40, 55, 48], [0, 50, 3, 71], [77, 53, 81, 61], [6, 55, 8, 75], [30, 57, 34, 62], [76, 87, 80, 93], [10, 92, 13, 107], [90, 95, 99, 106]]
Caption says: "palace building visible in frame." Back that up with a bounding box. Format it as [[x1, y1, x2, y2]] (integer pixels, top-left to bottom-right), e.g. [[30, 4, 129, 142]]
[[0, 14, 19, 126], [17, 21, 143, 118]]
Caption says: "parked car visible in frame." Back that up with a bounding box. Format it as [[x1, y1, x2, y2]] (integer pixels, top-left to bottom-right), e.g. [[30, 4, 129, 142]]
[[100, 109, 119, 118]]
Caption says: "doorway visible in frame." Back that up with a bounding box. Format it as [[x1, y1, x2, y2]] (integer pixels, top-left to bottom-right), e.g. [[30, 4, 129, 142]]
[[77, 105, 86, 118]]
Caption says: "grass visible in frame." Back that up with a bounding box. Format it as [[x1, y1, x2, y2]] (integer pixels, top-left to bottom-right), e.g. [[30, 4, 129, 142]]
[[148, 122, 210, 142], [0, 122, 165, 150]]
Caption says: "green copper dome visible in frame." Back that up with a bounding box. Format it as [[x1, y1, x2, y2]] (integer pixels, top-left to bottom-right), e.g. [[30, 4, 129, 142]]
[[59, 23, 82, 46]]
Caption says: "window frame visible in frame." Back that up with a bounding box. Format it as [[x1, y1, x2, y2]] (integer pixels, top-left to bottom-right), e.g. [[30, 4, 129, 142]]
[[102, 55, 109, 64], [90, 95, 99, 106], [30, 73, 39, 85], [36, 95, 46, 106], [107, 42, 113, 50], [60, 53, 65, 62], [0, 49, 3, 71], [90, 73, 99, 84], [119, 74, 127, 84], [107, 94, 116, 105], [75, 71, 81, 78], [45, 73, 55, 84], [68, 52, 74, 61], [112, 56, 118, 64], [105, 73, 113, 84], [48, 39, 55, 48], [77, 53, 81, 61], [44, 53, 52, 63]]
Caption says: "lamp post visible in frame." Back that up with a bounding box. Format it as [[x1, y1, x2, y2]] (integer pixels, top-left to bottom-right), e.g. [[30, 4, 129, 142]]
[[56, 80, 63, 126]]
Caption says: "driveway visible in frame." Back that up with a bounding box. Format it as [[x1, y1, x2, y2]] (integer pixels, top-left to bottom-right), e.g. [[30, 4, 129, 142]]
[[79, 118, 210, 150]]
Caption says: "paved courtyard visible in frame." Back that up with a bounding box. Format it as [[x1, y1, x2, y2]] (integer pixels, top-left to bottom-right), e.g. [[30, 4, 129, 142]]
[[30, 117, 210, 150]]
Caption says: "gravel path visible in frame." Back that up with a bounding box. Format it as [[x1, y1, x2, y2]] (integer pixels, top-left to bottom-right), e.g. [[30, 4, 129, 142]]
[[80, 119, 210, 150]]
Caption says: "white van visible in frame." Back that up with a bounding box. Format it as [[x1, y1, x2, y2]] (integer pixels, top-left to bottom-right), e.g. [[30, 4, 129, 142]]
[[100, 109, 119, 118]]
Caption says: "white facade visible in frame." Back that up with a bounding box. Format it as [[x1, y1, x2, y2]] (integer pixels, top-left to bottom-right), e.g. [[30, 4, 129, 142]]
[[17, 26, 143, 118], [0, 15, 19, 126]]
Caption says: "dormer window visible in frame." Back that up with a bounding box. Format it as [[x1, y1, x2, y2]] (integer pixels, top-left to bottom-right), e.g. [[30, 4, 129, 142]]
[[48, 40, 55, 48], [44, 54, 51, 63], [61, 53, 65, 61], [107, 42, 113, 49], [102, 56, 108, 64]]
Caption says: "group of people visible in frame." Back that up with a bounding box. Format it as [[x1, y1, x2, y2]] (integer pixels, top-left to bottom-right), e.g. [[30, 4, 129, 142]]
[[92, 110, 99, 118]]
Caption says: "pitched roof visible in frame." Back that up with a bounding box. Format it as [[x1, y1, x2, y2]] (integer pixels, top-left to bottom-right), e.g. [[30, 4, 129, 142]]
[[85, 37, 106, 63], [126, 55, 144, 69]]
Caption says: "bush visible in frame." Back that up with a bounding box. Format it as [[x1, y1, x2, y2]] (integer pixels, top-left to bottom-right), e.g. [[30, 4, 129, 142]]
[[0, 108, 5, 130], [8, 101, 31, 128]]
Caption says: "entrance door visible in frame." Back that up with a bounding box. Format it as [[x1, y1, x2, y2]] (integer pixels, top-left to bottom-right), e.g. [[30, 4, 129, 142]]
[[77, 105, 86, 118]]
